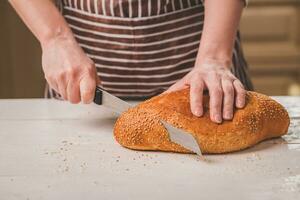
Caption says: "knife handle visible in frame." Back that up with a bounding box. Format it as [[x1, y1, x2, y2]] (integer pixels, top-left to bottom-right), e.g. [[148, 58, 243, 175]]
[[93, 86, 103, 105]]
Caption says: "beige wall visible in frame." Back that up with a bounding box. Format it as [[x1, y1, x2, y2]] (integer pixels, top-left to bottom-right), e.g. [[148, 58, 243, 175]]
[[0, 0, 299, 98], [240, 0, 300, 95], [0, 1, 44, 98]]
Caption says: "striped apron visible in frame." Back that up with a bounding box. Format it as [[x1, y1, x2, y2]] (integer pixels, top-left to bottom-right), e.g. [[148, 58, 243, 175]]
[[48, 0, 253, 99]]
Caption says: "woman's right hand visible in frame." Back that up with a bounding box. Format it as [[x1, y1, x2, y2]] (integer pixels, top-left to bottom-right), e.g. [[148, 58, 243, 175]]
[[41, 34, 99, 104]]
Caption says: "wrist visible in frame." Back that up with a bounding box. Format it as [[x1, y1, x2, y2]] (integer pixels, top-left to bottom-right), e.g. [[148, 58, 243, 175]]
[[197, 42, 233, 65], [195, 54, 232, 70], [40, 25, 74, 50]]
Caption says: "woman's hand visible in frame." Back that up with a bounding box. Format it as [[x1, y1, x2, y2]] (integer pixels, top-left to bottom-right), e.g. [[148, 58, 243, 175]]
[[166, 0, 246, 123], [9, 0, 99, 104], [167, 59, 246, 123], [42, 35, 99, 104]]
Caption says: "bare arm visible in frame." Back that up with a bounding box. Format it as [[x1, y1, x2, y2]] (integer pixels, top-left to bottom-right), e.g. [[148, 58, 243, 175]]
[[197, 0, 243, 65], [9, 0, 70, 46], [168, 0, 246, 123], [9, 0, 98, 103]]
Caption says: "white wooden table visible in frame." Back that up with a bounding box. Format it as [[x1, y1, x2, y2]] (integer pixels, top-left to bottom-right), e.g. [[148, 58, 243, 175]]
[[0, 97, 299, 200]]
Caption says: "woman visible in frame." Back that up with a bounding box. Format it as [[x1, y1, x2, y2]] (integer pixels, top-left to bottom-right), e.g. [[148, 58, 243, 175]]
[[9, 0, 253, 123]]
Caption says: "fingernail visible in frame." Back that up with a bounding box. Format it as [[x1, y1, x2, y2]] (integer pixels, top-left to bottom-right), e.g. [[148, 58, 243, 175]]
[[194, 108, 203, 117], [237, 101, 244, 108], [215, 115, 222, 123], [225, 113, 233, 120], [83, 99, 92, 104], [81, 95, 93, 104]]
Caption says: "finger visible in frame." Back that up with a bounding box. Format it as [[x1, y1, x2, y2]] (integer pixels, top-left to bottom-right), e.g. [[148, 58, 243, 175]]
[[95, 73, 101, 85], [233, 80, 246, 108], [190, 79, 204, 117], [165, 79, 187, 94], [66, 73, 81, 104], [49, 82, 61, 99], [45, 75, 59, 93], [80, 74, 96, 104], [206, 76, 223, 123], [222, 79, 234, 120], [48, 81, 59, 94], [92, 65, 101, 85], [165, 72, 192, 94], [56, 75, 68, 100]]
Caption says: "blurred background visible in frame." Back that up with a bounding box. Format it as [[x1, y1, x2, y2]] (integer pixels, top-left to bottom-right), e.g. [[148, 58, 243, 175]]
[[0, 0, 299, 98]]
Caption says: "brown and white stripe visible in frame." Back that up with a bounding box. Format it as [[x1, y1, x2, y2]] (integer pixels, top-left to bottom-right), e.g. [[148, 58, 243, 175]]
[[48, 0, 253, 99]]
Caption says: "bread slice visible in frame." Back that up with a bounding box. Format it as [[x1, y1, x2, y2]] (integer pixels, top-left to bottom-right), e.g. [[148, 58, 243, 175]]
[[114, 88, 290, 154]]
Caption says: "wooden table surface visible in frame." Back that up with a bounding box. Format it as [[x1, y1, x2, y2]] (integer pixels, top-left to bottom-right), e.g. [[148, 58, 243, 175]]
[[0, 97, 299, 200]]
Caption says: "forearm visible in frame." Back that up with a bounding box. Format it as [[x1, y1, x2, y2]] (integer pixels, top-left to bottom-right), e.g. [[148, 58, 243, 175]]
[[9, 0, 74, 47], [196, 0, 244, 66]]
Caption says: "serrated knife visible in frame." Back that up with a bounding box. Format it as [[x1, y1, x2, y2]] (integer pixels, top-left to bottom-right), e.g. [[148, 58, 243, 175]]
[[93, 86, 203, 157]]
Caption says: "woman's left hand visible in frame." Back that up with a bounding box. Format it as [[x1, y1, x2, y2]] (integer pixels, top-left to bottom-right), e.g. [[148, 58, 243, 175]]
[[166, 59, 246, 123]]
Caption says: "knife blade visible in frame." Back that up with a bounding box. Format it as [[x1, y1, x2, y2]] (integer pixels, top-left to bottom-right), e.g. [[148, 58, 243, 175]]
[[161, 120, 203, 157], [93, 86, 132, 114]]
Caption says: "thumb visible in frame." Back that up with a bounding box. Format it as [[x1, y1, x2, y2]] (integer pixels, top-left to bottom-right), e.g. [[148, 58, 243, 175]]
[[164, 78, 188, 94], [95, 73, 101, 85], [80, 74, 96, 104]]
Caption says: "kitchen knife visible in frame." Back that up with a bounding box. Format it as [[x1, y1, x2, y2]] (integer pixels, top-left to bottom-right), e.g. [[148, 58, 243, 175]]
[[161, 120, 204, 158], [94, 86, 204, 158], [93, 86, 132, 114]]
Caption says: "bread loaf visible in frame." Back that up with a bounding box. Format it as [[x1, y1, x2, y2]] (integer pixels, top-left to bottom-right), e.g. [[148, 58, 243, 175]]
[[114, 89, 290, 154]]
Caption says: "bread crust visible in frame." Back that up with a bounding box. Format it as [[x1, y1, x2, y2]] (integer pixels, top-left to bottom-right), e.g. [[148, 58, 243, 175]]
[[114, 89, 290, 154]]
